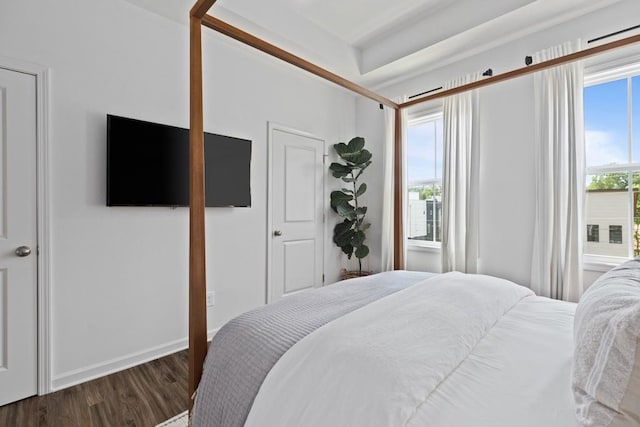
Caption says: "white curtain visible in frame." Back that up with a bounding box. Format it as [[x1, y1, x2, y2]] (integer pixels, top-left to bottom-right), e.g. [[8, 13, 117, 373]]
[[381, 97, 407, 271], [441, 73, 482, 273], [531, 40, 584, 302]]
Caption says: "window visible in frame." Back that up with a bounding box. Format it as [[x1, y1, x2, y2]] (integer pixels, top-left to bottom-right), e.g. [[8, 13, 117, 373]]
[[609, 225, 623, 244], [584, 63, 640, 259], [406, 112, 443, 245]]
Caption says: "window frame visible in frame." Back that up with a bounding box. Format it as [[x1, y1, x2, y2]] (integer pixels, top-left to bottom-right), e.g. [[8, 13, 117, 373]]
[[609, 225, 623, 244], [586, 224, 599, 242], [583, 58, 640, 267], [405, 108, 444, 249]]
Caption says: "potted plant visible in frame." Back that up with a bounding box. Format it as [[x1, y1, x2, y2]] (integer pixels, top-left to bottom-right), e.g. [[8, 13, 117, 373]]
[[329, 136, 372, 278]]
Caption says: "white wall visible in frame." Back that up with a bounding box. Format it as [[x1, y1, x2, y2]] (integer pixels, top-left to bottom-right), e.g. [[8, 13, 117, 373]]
[[0, 0, 355, 389], [354, 99, 387, 273], [358, 0, 640, 287]]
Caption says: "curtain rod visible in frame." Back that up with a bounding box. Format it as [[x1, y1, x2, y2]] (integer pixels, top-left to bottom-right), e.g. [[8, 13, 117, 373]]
[[524, 24, 640, 65], [588, 24, 640, 44], [399, 33, 640, 109], [408, 86, 443, 100], [407, 68, 493, 101]]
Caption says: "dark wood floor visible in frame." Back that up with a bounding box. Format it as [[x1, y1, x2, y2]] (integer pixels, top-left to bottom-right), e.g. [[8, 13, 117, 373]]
[[0, 350, 188, 427]]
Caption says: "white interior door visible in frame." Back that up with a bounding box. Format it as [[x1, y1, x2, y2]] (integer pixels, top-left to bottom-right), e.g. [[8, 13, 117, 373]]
[[269, 125, 324, 302], [0, 68, 38, 406]]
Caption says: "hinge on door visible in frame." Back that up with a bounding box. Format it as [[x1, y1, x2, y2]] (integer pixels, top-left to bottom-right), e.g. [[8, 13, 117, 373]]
[[322, 273, 325, 283], [323, 154, 328, 164]]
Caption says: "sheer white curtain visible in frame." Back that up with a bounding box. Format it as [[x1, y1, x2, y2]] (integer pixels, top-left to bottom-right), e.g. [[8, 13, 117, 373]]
[[531, 40, 584, 302], [441, 73, 482, 273], [381, 98, 407, 271]]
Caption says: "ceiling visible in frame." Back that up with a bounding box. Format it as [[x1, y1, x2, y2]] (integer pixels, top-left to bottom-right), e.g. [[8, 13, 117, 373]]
[[124, 0, 625, 89], [292, 0, 451, 46]]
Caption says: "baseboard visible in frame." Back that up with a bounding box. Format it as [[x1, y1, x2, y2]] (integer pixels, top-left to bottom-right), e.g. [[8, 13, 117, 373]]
[[51, 328, 218, 391]]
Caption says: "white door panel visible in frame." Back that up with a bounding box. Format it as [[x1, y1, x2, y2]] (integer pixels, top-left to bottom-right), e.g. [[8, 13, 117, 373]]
[[285, 145, 316, 222], [270, 126, 324, 302], [283, 240, 316, 294], [0, 68, 38, 406]]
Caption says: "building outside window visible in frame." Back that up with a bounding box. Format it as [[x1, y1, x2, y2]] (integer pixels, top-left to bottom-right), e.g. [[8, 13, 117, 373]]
[[406, 112, 443, 246], [584, 63, 640, 260]]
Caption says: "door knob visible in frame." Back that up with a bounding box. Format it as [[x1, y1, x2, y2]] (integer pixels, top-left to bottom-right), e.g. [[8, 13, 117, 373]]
[[15, 246, 32, 257], [273, 230, 282, 236]]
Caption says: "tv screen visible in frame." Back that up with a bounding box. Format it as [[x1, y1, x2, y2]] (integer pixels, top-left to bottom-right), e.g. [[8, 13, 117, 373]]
[[107, 115, 251, 207]]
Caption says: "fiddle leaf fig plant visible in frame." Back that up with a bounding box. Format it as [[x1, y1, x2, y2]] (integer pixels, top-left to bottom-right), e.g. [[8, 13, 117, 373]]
[[329, 137, 372, 274]]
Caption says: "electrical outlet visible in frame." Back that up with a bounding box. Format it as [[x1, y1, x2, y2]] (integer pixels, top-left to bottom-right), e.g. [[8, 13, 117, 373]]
[[206, 291, 215, 307]]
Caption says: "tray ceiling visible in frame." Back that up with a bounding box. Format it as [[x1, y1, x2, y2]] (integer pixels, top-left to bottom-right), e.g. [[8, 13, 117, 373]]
[[124, 0, 626, 88]]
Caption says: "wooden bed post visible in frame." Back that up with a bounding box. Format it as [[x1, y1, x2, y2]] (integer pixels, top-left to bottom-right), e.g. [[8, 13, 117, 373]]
[[188, 14, 208, 411], [393, 107, 404, 270]]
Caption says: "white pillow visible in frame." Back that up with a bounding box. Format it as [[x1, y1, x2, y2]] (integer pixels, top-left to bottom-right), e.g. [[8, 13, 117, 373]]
[[573, 258, 640, 426]]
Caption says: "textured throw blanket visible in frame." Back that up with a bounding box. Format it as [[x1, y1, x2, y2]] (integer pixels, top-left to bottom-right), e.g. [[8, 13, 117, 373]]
[[191, 271, 434, 427]]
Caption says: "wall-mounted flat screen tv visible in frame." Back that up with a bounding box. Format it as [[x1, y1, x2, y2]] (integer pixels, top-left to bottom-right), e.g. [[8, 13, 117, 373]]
[[107, 114, 251, 207]]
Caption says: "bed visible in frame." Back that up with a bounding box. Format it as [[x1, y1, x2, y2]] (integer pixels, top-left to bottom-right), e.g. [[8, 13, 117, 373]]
[[190, 257, 640, 427], [185, 4, 640, 424], [192, 270, 579, 426]]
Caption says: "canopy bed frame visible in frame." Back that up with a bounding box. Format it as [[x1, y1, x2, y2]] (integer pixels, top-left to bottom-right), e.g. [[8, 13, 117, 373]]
[[187, 0, 640, 410]]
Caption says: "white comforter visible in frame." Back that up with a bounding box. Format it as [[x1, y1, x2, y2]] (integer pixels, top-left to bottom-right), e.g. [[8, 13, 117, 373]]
[[245, 272, 578, 427]]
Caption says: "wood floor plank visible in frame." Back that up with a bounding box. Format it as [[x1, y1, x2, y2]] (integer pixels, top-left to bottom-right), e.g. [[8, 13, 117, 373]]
[[0, 350, 188, 427]]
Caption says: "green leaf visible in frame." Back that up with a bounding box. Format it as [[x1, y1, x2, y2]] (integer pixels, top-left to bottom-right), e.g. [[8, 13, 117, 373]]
[[333, 142, 349, 156], [330, 190, 353, 203], [347, 137, 365, 153], [341, 188, 354, 194], [342, 177, 356, 183], [334, 198, 353, 207], [337, 203, 356, 220], [331, 199, 350, 215], [334, 228, 355, 247], [356, 183, 367, 197], [329, 162, 352, 178], [356, 160, 372, 172], [352, 230, 365, 246], [333, 220, 353, 236], [340, 152, 362, 164], [355, 244, 369, 259], [336, 138, 368, 165], [351, 150, 372, 166], [341, 149, 372, 167], [342, 244, 354, 259], [356, 206, 367, 216], [329, 162, 346, 171], [335, 235, 350, 247], [330, 191, 352, 211], [361, 222, 371, 231]]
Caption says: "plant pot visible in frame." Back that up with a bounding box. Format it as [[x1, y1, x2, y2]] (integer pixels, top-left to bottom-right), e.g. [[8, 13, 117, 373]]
[[341, 269, 373, 280]]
